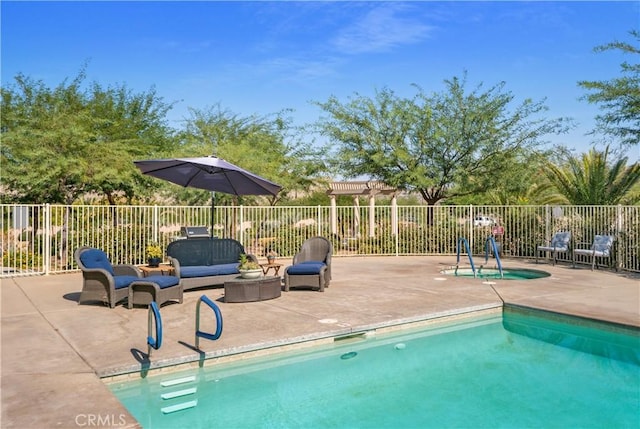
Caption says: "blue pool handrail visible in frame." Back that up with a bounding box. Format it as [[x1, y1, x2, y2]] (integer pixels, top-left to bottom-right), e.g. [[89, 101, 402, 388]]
[[147, 301, 162, 356], [483, 236, 504, 278], [195, 295, 223, 350], [456, 237, 476, 277]]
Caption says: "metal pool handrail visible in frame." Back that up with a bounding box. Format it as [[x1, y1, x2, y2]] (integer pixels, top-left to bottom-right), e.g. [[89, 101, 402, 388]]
[[456, 237, 476, 277], [147, 301, 163, 356], [483, 236, 504, 278], [195, 295, 223, 350]]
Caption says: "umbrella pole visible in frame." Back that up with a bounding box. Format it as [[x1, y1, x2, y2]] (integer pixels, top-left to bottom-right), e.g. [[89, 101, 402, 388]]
[[210, 191, 215, 238]]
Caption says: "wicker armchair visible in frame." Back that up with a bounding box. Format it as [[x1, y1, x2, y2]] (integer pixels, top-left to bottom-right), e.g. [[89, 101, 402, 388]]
[[75, 246, 143, 308], [284, 236, 333, 292], [75, 247, 183, 308]]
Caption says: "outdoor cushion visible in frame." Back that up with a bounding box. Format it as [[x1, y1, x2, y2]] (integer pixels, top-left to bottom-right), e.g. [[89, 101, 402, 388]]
[[143, 275, 180, 289], [113, 275, 141, 289], [287, 261, 325, 275], [79, 248, 115, 275], [180, 263, 239, 278]]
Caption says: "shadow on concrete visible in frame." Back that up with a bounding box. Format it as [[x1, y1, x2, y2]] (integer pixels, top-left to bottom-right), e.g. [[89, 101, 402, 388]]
[[63, 292, 81, 303]]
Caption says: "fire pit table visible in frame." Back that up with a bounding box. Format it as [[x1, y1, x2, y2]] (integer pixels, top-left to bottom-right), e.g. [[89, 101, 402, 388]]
[[224, 276, 282, 303]]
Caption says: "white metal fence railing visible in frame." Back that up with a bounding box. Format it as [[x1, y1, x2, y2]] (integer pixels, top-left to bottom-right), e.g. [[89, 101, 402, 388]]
[[1, 204, 638, 277]]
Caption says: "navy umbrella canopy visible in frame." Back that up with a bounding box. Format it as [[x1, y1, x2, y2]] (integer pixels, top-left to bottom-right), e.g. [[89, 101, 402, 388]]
[[134, 156, 282, 234]]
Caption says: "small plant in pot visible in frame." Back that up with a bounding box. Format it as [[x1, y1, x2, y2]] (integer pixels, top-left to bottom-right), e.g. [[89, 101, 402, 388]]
[[238, 253, 262, 279], [266, 250, 277, 264], [146, 243, 163, 267]]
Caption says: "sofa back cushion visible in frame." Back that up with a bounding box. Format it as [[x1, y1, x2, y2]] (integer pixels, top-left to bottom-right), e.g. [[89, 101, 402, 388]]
[[167, 238, 246, 266]]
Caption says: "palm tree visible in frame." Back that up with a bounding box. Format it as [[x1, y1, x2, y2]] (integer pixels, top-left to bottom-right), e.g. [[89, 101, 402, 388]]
[[545, 146, 640, 204]]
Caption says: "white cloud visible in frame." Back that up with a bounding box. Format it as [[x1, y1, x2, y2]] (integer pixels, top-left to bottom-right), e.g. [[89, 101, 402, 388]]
[[331, 4, 433, 54]]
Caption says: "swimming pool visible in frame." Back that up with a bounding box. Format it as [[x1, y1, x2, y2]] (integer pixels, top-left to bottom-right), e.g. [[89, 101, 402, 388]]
[[110, 309, 639, 428], [442, 267, 551, 280]]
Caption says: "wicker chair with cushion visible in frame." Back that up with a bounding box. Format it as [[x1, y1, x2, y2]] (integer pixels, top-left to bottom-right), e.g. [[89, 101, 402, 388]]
[[75, 246, 182, 308], [573, 235, 615, 271], [284, 236, 333, 292], [536, 231, 571, 265]]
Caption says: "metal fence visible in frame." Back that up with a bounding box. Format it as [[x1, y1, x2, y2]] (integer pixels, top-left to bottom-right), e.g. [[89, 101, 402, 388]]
[[1, 203, 638, 277]]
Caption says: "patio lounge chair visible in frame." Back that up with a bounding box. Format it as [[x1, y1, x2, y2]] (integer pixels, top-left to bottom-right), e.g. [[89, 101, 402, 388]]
[[284, 236, 332, 292], [572, 235, 615, 271], [536, 231, 571, 265], [75, 246, 182, 308]]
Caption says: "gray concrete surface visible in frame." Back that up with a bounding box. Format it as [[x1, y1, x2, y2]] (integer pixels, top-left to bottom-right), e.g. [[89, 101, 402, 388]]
[[2, 256, 639, 428]]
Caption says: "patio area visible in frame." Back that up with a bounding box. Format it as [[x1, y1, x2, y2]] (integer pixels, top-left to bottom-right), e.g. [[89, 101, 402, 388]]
[[2, 256, 639, 428]]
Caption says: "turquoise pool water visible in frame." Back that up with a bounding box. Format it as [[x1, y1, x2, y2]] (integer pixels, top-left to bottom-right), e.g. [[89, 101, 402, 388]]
[[110, 309, 640, 428], [442, 267, 551, 280]]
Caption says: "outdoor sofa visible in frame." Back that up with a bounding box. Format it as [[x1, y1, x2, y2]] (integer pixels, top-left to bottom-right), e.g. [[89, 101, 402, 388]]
[[166, 237, 259, 290]]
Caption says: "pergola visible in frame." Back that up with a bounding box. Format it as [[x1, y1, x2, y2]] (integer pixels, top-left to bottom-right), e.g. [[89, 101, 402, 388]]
[[326, 181, 399, 237]]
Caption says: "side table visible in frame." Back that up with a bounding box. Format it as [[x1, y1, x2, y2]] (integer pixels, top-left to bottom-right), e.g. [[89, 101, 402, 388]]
[[259, 262, 284, 276], [224, 276, 282, 303], [139, 264, 174, 277]]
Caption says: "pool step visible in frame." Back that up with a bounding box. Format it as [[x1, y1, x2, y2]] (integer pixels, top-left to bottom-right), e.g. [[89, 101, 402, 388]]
[[160, 375, 196, 387], [161, 400, 198, 414], [159, 375, 199, 414], [161, 387, 197, 400]]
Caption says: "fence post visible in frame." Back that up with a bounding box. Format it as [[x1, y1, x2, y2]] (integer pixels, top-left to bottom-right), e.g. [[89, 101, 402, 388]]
[[616, 204, 622, 271], [317, 205, 322, 236], [44, 204, 51, 275], [239, 205, 244, 244], [545, 204, 551, 243], [153, 205, 159, 244]]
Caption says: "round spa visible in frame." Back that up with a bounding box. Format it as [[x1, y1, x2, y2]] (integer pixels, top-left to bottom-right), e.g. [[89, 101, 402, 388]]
[[441, 267, 551, 280]]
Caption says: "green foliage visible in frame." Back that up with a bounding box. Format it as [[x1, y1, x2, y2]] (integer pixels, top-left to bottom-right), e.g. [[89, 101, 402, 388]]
[[2, 250, 43, 270], [545, 145, 640, 204], [238, 253, 260, 270], [176, 105, 328, 205], [268, 226, 316, 257], [1, 67, 178, 205], [579, 30, 640, 147], [145, 243, 163, 259], [314, 73, 570, 206]]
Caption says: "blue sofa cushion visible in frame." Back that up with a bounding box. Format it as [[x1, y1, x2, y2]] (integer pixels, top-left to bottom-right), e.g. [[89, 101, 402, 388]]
[[180, 263, 239, 279], [144, 275, 180, 288], [114, 275, 141, 289], [287, 261, 326, 275], [80, 248, 115, 275]]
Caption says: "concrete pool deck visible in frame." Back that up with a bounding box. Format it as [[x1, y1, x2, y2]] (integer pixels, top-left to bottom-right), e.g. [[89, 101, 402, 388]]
[[2, 256, 639, 428]]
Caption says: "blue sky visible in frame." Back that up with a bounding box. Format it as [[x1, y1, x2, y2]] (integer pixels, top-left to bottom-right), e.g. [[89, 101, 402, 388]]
[[2, 1, 638, 158]]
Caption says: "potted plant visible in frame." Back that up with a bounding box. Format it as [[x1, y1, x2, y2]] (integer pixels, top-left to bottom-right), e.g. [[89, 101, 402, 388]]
[[146, 243, 163, 267], [266, 250, 277, 264], [238, 253, 262, 279]]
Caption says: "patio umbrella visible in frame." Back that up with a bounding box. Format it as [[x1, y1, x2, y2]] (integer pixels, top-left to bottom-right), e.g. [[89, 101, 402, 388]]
[[134, 156, 281, 236]]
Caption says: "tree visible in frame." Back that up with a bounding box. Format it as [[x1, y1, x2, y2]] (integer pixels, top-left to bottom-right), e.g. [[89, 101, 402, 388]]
[[544, 145, 640, 205], [314, 75, 570, 205], [0, 69, 177, 205], [170, 105, 327, 206], [579, 30, 640, 147]]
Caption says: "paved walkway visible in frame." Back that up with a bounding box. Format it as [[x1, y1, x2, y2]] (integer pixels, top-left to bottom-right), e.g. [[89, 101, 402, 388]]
[[2, 256, 639, 428]]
